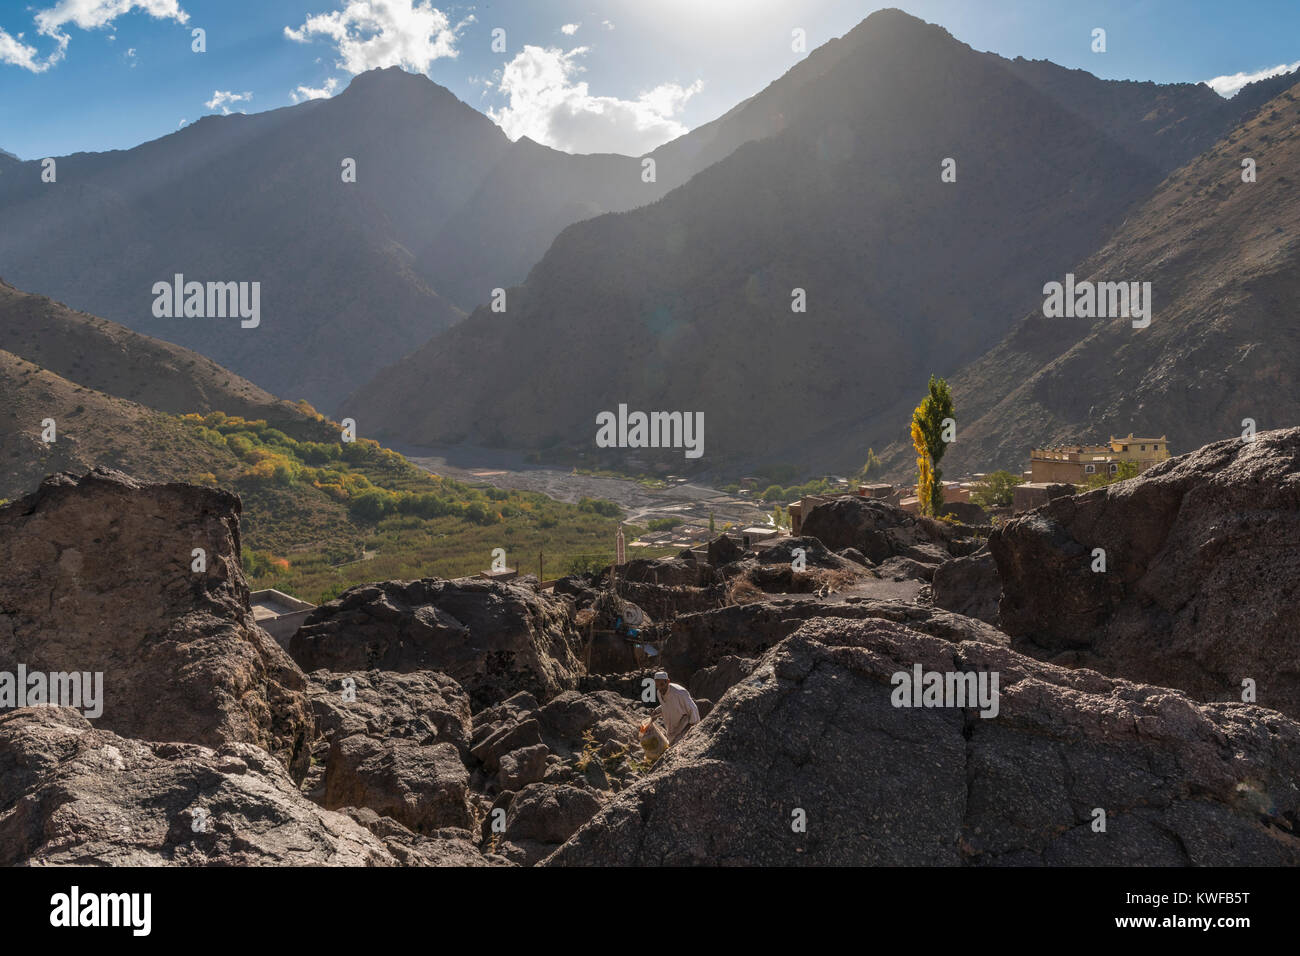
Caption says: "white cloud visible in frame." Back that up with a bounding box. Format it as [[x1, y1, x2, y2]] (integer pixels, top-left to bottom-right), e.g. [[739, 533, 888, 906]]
[[488, 45, 702, 155], [561, 23, 580, 36], [0, 29, 48, 72], [290, 77, 340, 102], [205, 90, 252, 114], [1, 0, 186, 72], [601, 20, 614, 30], [177, 117, 187, 128], [1204, 60, 1300, 97], [285, 0, 465, 74]]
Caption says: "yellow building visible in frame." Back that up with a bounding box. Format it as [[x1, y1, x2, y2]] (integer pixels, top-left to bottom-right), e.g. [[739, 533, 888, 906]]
[[1029, 434, 1171, 484]]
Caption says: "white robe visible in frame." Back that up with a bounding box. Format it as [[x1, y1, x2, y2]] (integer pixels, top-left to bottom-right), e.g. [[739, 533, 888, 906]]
[[653, 683, 700, 744]]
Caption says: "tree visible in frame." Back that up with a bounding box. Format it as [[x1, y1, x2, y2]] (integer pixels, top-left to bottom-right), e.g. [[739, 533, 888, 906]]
[[857, 447, 882, 482], [1084, 460, 1139, 489], [771, 504, 788, 530], [708, 513, 716, 535], [910, 375, 955, 516], [970, 470, 1022, 508]]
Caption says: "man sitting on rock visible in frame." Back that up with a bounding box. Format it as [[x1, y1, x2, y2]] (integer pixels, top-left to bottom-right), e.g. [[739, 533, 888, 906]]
[[650, 671, 700, 746]]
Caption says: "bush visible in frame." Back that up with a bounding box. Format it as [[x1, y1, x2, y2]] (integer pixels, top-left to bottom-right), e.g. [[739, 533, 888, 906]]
[[578, 497, 621, 518], [1084, 460, 1139, 489], [970, 470, 1022, 508], [350, 489, 392, 521]]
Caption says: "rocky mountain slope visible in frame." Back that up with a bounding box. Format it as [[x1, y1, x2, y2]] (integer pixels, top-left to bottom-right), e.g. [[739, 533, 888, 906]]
[[345, 9, 1291, 472], [0, 57, 820, 414], [0, 278, 301, 421], [0, 279, 325, 499], [886, 74, 1300, 477]]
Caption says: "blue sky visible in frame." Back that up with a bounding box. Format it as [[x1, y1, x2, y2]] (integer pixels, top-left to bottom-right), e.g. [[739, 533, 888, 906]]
[[1, 0, 1297, 160]]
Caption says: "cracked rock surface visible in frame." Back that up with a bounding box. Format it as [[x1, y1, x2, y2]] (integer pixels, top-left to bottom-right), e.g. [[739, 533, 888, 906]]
[[546, 617, 1300, 866]]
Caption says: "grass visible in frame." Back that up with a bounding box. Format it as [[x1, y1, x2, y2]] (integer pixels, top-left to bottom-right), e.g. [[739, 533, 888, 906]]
[[175, 410, 659, 604]]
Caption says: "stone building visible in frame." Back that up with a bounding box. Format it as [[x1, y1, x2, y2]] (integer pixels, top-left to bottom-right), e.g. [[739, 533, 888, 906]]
[[1029, 434, 1171, 483]]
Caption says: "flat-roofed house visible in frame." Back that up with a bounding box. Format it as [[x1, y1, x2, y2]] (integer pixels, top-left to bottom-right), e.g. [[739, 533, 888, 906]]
[[1030, 434, 1171, 484], [251, 589, 316, 647]]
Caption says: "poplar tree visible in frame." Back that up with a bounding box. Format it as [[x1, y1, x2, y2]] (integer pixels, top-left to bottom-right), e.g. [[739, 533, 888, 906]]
[[910, 375, 955, 516]]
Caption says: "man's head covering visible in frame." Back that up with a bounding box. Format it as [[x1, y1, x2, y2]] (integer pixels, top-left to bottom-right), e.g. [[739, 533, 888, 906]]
[[654, 671, 669, 681]]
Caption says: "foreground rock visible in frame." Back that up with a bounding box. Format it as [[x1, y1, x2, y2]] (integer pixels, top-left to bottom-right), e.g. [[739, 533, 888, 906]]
[[0, 469, 313, 778], [931, 548, 1000, 625], [547, 617, 1300, 865], [990, 428, 1300, 718], [800, 497, 984, 575], [656, 597, 1007, 681], [289, 578, 585, 708], [0, 708, 400, 865]]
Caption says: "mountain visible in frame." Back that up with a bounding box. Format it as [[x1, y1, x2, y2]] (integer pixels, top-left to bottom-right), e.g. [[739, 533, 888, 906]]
[[345, 9, 1280, 471], [0, 349, 233, 498], [0, 58, 843, 415], [881, 75, 1300, 477], [0, 278, 304, 423], [0, 278, 324, 497]]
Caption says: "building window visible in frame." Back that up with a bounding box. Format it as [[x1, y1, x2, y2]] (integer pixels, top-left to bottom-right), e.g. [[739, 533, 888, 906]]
[[1154, 444, 1160, 450], [1085, 464, 1095, 474], [1140, 445, 1146, 451], [1122, 445, 1129, 452], [1109, 463, 1118, 474]]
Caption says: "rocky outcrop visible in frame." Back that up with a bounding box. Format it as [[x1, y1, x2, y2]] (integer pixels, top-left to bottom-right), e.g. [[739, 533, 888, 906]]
[[0, 707, 400, 866], [488, 783, 604, 866], [990, 429, 1300, 718], [0, 469, 313, 778], [800, 496, 981, 564], [688, 655, 757, 703], [321, 736, 472, 833], [656, 597, 1006, 679], [289, 578, 585, 708], [932, 549, 1001, 625], [547, 617, 1300, 865], [306, 670, 473, 756], [338, 808, 505, 866]]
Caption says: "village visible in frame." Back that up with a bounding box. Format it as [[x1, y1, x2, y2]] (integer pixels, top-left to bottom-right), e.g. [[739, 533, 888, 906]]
[[252, 434, 1172, 642], [626, 432, 1173, 550]]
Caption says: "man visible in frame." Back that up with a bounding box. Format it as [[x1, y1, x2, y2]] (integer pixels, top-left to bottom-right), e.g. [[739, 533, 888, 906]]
[[649, 670, 700, 746]]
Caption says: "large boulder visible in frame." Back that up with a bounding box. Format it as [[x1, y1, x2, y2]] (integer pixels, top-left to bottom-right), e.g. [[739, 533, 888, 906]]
[[0, 469, 313, 779], [289, 578, 585, 708], [306, 670, 473, 755], [546, 617, 1300, 865], [304, 670, 476, 832], [0, 707, 398, 865], [464, 688, 645, 805], [931, 549, 1001, 625], [688, 655, 757, 703], [657, 597, 1006, 679], [990, 429, 1300, 718], [491, 783, 603, 865], [800, 497, 969, 563], [320, 736, 471, 833]]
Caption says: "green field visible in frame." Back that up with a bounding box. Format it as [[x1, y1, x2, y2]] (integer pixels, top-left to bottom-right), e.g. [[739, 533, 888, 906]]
[[179, 411, 675, 604]]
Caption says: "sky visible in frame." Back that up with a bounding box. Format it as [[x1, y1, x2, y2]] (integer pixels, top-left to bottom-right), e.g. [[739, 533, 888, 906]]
[[1, 0, 1298, 160]]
